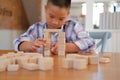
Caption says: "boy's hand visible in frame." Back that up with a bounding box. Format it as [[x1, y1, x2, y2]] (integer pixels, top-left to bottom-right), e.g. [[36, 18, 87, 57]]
[[51, 42, 58, 55], [31, 38, 46, 51]]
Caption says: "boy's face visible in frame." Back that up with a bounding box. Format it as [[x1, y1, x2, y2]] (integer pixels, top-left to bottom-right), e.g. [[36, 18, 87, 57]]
[[45, 4, 69, 29]]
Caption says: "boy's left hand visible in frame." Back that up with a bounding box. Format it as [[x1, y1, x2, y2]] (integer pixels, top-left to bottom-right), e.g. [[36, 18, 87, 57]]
[[51, 42, 58, 55]]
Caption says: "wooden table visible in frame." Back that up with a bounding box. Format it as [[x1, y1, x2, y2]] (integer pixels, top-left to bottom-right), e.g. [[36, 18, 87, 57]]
[[0, 50, 120, 80]]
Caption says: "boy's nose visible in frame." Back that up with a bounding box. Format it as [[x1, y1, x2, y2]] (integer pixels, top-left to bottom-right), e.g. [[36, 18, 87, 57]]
[[52, 20, 59, 25]]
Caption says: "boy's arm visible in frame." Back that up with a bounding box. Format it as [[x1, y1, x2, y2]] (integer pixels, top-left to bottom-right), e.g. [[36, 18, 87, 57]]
[[65, 43, 79, 53], [73, 23, 95, 52], [19, 38, 46, 52], [13, 23, 42, 52], [19, 41, 34, 52]]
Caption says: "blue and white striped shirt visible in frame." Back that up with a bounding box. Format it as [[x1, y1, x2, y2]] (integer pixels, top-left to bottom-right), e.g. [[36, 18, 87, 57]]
[[13, 18, 95, 52]]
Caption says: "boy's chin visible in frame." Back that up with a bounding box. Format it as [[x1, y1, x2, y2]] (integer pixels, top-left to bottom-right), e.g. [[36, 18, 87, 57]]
[[48, 26, 61, 29], [57, 27, 61, 29]]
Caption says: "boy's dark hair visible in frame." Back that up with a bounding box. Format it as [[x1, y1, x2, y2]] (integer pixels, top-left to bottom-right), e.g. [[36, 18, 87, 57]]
[[47, 0, 71, 9]]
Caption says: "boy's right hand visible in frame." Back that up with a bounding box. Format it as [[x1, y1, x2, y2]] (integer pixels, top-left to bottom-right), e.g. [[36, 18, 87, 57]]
[[31, 38, 46, 51]]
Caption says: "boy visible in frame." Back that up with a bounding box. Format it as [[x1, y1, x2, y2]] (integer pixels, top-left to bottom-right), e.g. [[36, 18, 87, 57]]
[[14, 0, 95, 54]]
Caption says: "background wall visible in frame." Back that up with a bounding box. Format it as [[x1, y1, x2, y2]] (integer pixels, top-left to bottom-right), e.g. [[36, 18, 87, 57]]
[[22, 0, 40, 25], [0, 0, 41, 50]]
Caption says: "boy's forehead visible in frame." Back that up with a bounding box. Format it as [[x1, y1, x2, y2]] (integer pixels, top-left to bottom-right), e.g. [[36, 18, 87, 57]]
[[47, 6, 69, 18], [46, 4, 69, 13], [46, 3, 69, 10]]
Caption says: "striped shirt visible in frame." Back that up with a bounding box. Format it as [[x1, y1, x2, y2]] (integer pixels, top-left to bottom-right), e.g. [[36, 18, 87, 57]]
[[13, 18, 95, 52]]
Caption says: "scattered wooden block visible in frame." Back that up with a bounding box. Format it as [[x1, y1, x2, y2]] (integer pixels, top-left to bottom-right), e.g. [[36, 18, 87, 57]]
[[73, 59, 87, 70], [7, 64, 19, 71], [99, 57, 110, 63], [102, 53, 112, 58], [66, 54, 80, 59], [76, 55, 89, 64], [1, 59, 12, 66], [11, 57, 18, 64], [38, 57, 54, 70], [0, 65, 6, 72], [28, 57, 37, 63], [62, 58, 73, 69], [17, 57, 29, 67], [88, 55, 99, 65], [22, 63, 39, 70], [0, 56, 6, 60]]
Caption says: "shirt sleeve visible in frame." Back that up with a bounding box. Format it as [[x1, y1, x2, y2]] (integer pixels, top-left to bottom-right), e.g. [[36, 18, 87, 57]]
[[13, 24, 37, 51], [73, 22, 95, 51]]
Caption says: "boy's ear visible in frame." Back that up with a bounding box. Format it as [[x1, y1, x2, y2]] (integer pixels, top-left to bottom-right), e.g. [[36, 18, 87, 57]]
[[68, 11, 70, 15], [44, 5, 47, 12], [67, 11, 70, 16]]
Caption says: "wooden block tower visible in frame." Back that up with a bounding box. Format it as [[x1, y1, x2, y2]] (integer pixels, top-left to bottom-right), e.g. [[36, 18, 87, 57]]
[[44, 29, 65, 56]]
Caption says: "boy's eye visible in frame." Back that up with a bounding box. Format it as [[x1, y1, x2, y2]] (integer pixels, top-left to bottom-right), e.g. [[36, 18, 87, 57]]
[[50, 15, 54, 18], [59, 18, 64, 21]]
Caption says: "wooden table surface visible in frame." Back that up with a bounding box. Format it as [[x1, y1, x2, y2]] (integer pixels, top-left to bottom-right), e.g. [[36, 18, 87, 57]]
[[0, 50, 120, 80]]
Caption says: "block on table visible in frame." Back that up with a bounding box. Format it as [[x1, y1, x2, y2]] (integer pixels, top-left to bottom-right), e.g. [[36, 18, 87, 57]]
[[73, 59, 87, 70], [88, 55, 99, 65], [0, 65, 6, 72], [38, 57, 54, 70], [66, 54, 80, 59], [28, 57, 37, 63], [17, 57, 29, 67], [7, 64, 19, 71], [22, 63, 39, 70], [99, 57, 110, 63], [76, 55, 89, 64], [62, 58, 73, 69], [102, 53, 112, 58]]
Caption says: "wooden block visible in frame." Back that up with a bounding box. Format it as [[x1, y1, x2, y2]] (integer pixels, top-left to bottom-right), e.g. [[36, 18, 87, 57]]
[[73, 59, 87, 70], [17, 57, 29, 67], [17, 51, 24, 54], [44, 29, 61, 33], [28, 57, 37, 63], [62, 58, 73, 69], [99, 57, 110, 63], [38, 57, 54, 70], [0, 60, 7, 72], [22, 63, 39, 70], [2, 54, 14, 59], [7, 64, 19, 71], [58, 51, 65, 56], [102, 53, 112, 58], [0, 65, 6, 72], [58, 32, 65, 56], [11, 57, 18, 64], [88, 55, 99, 65], [66, 54, 80, 59], [7, 52, 16, 54], [22, 53, 42, 57], [0, 59, 12, 66], [16, 51, 24, 56], [44, 50, 51, 57], [0, 56, 6, 60], [44, 31, 51, 56], [76, 55, 89, 64]]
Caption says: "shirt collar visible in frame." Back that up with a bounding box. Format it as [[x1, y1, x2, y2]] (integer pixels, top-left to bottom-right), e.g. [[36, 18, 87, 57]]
[[44, 23, 64, 31]]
